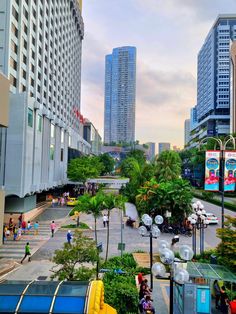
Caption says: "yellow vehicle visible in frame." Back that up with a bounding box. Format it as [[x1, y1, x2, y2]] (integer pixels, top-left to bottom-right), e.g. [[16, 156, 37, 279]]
[[67, 197, 79, 206]]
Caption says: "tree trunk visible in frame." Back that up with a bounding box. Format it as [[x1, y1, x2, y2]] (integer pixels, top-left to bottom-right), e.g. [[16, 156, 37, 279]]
[[105, 210, 110, 263], [94, 217, 98, 246]]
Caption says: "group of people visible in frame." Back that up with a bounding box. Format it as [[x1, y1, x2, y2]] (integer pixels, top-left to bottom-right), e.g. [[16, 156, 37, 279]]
[[138, 273, 155, 314], [3, 215, 40, 243]]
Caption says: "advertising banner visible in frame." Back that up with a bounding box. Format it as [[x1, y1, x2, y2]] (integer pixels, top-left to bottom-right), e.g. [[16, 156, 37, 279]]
[[224, 151, 236, 192], [204, 151, 220, 191]]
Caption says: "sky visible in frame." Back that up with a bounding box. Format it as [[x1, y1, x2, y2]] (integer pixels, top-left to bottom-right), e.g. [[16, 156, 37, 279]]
[[80, 0, 236, 148]]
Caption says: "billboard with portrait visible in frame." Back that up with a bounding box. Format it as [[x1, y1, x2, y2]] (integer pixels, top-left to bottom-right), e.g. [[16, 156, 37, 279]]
[[224, 151, 236, 192], [204, 151, 220, 191]]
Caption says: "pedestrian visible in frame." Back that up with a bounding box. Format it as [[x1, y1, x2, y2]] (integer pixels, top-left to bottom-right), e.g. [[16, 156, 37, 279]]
[[21, 242, 31, 263], [220, 286, 229, 314], [18, 213, 23, 228], [27, 221, 32, 232], [2, 225, 6, 244], [16, 227, 22, 241], [67, 230, 72, 244], [13, 225, 18, 241], [34, 221, 39, 235], [52, 198, 56, 208], [103, 214, 107, 228], [9, 217, 14, 234], [21, 220, 26, 234], [50, 220, 56, 237], [142, 295, 155, 313], [213, 280, 221, 309], [61, 197, 65, 207]]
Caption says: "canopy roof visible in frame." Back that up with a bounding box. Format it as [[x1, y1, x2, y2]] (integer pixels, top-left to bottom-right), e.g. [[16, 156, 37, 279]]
[[0, 280, 89, 314], [187, 262, 236, 282]]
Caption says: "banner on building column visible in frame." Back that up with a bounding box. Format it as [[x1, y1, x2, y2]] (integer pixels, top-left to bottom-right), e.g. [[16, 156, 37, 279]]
[[224, 151, 236, 192], [204, 151, 220, 191]]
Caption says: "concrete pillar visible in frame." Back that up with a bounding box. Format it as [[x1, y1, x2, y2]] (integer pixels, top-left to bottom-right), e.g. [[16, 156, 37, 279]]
[[0, 190, 5, 244]]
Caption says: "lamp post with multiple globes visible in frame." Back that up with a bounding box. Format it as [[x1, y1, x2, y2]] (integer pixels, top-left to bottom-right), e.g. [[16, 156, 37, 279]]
[[188, 200, 209, 255]]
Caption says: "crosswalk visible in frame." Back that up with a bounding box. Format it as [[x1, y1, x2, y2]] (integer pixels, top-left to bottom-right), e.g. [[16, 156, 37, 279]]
[[0, 222, 55, 261]]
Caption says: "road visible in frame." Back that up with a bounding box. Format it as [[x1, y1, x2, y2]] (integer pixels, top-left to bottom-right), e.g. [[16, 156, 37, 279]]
[[193, 198, 236, 249]]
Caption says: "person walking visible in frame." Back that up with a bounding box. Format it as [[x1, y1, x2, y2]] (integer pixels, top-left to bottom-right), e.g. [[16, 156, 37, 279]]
[[103, 214, 107, 228], [67, 230, 72, 245], [18, 213, 23, 228], [13, 225, 18, 241], [213, 280, 221, 309], [34, 221, 39, 235], [21, 242, 31, 263], [220, 286, 229, 314], [50, 220, 56, 237], [27, 221, 32, 233]]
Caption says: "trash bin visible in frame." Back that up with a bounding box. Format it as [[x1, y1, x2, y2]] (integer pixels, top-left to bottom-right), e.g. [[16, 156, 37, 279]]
[[210, 254, 217, 264]]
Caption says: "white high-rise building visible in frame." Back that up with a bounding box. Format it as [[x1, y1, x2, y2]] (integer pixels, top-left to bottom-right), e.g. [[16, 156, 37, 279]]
[[0, 0, 88, 213]]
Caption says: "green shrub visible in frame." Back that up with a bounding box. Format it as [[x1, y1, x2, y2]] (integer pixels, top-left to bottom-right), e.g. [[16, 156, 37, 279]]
[[193, 193, 236, 212], [102, 253, 137, 271], [202, 191, 215, 202]]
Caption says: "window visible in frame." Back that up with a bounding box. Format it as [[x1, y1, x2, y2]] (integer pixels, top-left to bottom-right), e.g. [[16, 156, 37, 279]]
[[11, 40, 18, 54], [50, 144, 54, 160], [10, 74, 17, 87], [11, 23, 18, 38], [51, 124, 55, 138], [12, 6, 19, 21], [60, 148, 63, 161], [22, 54, 27, 64], [37, 114, 42, 132], [61, 130, 64, 143], [22, 69, 26, 79], [10, 57, 17, 70], [28, 108, 33, 127], [23, 6, 28, 19], [21, 84, 26, 92]]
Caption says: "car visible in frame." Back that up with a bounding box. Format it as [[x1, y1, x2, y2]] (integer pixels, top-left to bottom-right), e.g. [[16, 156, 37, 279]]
[[204, 213, 219, 224], [67, 198, 79, 206]]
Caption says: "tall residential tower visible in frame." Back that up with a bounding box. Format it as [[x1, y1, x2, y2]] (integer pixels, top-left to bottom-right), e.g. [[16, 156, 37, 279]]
[[104, 46, 136, 144]]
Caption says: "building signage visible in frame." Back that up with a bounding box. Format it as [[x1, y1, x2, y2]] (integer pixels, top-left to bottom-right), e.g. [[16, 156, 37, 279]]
[[204, 151, 220, 191], [224, 151, 236, 192]]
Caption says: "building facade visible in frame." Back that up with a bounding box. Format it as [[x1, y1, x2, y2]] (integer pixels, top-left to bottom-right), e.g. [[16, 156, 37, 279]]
[[158, 142, 170, 155], [184, 119, 190, 146], [104, 46, 136, 144], [231, 41, 236, 134], [145, 142, 156, 161], [190, 15, 236, 146], [0, 0, 85, 212], [0, 73, 10, 244], [83, 120, 102, 156]]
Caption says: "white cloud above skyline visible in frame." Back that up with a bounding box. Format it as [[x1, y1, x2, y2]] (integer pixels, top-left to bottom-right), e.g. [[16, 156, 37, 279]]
[[80, 0, 236, 148]]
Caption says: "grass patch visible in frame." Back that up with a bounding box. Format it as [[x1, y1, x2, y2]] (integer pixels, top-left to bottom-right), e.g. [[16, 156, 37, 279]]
[[61, 222, 90, 229]]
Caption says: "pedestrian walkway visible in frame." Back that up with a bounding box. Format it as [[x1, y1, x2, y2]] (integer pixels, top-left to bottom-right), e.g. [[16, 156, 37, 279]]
[[0, 206, 71, 261]]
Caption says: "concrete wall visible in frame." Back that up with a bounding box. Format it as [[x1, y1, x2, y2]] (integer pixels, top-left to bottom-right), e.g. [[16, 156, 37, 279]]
[[0, 73, 9, 126]]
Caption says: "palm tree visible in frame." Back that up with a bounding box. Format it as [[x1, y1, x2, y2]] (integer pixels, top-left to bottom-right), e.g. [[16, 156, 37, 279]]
[[155, 150, 182, 182], [103, 193, 126, 262], [77, 192, 105, 245]]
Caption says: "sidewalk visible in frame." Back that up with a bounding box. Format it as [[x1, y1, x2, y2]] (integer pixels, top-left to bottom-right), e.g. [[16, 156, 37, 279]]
[[0, 205, 71, 273]]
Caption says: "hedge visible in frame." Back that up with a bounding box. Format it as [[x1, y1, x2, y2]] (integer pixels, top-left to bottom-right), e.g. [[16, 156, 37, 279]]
[[193, 193, 236, 212]]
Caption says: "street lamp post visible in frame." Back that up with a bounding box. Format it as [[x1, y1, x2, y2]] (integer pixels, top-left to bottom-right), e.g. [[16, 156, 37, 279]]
[[138, 214, 163, 290], [188, 201, 209, 254], [152, 243, 193, 314], [199, 135, 236, 229]]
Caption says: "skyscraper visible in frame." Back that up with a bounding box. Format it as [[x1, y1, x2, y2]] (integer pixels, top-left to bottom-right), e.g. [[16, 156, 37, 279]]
[[193, 15, 236, 140], [184, 119, 190, 146], [104, 46, 136, 144], [0, 0, 85, 213]]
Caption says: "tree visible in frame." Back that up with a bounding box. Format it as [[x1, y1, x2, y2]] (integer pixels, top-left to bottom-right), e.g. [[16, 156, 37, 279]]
[[67, 156, 104, 182], [99, 153, 115, 175], [136, 178, 192, 222], [155, 150, 182, 182], [51, 232, 98, 281], [75, 192, 106, 245], [216, 215, 236, 272], [127, 149, 146, 166], [120, 158, 155, 203]]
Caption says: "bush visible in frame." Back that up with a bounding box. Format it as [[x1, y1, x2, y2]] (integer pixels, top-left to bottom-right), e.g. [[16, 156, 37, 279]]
[[102, 254, 140, 314], [202, 191, 215, 202], [194, 249, 217, 263], [193, 193, 236, 212]]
